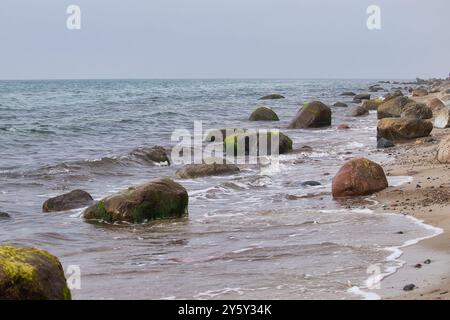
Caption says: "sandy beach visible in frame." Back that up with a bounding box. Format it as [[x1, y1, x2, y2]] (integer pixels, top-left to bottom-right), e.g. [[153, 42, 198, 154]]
[[373, 86, 450, 300]]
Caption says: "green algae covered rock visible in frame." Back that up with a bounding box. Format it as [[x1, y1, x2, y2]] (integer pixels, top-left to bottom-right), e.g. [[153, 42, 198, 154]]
[[224, 130, 293, 156], [0, 246, 71, 300], [83, 178, 189, 224]]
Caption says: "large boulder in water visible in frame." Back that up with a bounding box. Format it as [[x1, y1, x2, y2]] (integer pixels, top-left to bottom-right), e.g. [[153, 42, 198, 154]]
[[437, 137, 450, 163], [288, 101, 331, 129], [332, 158, 388, 198], [83, 178, 188, 224], [224, 130, 293, 155], [400, 103, 432, 119], [176, 163, 239, 179], [348, 105, 369, 117], [0, 212, 10, 219], [132, 146, 171, 164], [249, 106, 279, 121], [377, 96, 416, 119], [42, 190, 94, 212], [0, 246, 71, 300], [259, 94, 285, 100], [377, 118, 433, 140]]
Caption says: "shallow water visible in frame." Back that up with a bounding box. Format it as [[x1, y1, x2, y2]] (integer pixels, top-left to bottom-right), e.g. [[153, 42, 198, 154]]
[[0, 79, 434, 299]]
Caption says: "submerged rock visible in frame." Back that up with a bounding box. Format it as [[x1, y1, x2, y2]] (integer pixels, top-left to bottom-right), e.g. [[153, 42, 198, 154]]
[[353, 93, 371, 101], [340, 91, 356, 96], [0, 246, 71, 300], [0, 212, 10, 219], [259, 94, 285, 100], [301, 181, 321, 187], [400, 103, 432, 120], [332, 158, 388, 198], [83, 178, 188, 224], [176, 163, 239, 179], [377, 96, 416, 119], [288, 101, 331, 129], [377, 118, 433, 140], [249, 106, 279, 121], [333, 102, 348, 108], [42, 190, 94, 212], [377, 138, 395, 149], [132, 145, 171, 164]]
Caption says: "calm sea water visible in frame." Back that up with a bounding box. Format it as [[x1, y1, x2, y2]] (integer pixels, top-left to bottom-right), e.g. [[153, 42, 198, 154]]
[[0, 79, 433, 299]]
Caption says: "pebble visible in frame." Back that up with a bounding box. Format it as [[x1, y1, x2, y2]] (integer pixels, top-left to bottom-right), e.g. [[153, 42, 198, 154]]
[[403, 284, 416, 291]]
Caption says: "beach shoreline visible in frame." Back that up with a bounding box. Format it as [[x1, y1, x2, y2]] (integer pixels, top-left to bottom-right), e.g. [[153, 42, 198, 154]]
[[373, 87, 450, 300]]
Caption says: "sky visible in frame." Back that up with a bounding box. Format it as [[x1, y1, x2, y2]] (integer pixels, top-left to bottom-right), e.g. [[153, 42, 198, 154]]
[[0, 0, 449, 80]]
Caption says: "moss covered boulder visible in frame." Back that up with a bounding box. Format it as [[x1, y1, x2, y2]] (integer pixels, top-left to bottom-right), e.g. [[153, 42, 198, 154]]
[[332, 158, 388, 198], [377, 118, 433, 140], [259, 93, 285, 100], [223, 130, 293, 156], [377, 96, 416, 119], [176, 163, 239, 179], [249, 106, 279, 121], [400, 103, 432, 120], [83, 178, 188, 224], [0, 246, 71, 300], [362, 98, 384, 111], [288, 101, 331, 129], [43, 190, 94, 213]]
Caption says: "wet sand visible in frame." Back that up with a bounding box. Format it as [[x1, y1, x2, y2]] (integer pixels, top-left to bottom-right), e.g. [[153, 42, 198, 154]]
[[374, 87, 450, 299]]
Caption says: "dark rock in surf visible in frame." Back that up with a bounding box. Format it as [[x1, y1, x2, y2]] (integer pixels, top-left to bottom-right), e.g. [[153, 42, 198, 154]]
[[0, 212, 10, 219], [353, 93, 371, 101], [287, 101, 331, 129], [340, 92, 356, 96], [43, 190, 94, 213], [249, 106, 279, 121], [259, 94, 285, 100], [301, 181, 321, 187], [0, 246, 71, 300], [132, 146, 171, 165], [176, 163, 239, 179], [333, 102, 348, 108], [377, 138, 395, 149], [83, 178, 188, 224]]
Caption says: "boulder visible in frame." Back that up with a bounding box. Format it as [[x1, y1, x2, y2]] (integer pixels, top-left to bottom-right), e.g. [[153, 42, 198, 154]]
[[377, 118, 433, 140], [83, 178, 188, 223], [348, 105, 369, 117], [400, 103, 432, 119], [42, 190, 94, 213], [353, 99, 362, 104], [384, 90, 404, 101], [437, 137, 450, 163], [0, 246, 71, 300], [288, 101, 331, 129], [434, 108, 450, 129], [224, 130, 293, 155], [412, 88, 428, 97], [428, 98, 446, 115], [340, 92, 356, 96], [259, 94, 285, 100], [377, 138, 395, 149], [362, 99, 383, 111], [176, 163, 239, 179], [333, 102, 348, 108], [249, 106, 279, 121], [353, 93, 371, 101], [377, 96, 416, 119], [369, 85, 384, 92], [332, 158, 388, 198]]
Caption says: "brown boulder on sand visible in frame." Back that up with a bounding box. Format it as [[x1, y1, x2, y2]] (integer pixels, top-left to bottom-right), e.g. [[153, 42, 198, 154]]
[[288, 101, 331, 129], [428, 98, 446, 115], [249, 106, 279, 121], [332, 158, 388, 198], [377, 96, 415, 119], [377, 118, 433, 141], [43, 190, 94, 212], [176, 163, 239, 179], [83, 178, 188, 224], [437, 137, 450, 163], [400, 103, 432, 120]]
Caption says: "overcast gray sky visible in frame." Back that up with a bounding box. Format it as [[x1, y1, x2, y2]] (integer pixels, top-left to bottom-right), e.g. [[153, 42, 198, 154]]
[[0, 0, 449, 79]]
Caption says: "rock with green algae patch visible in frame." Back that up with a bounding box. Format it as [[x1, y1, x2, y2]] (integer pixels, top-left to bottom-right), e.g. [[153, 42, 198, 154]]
[[223, 130, 293, 155], [0, 246, 71, 300], [83, 178, 189, 224]]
